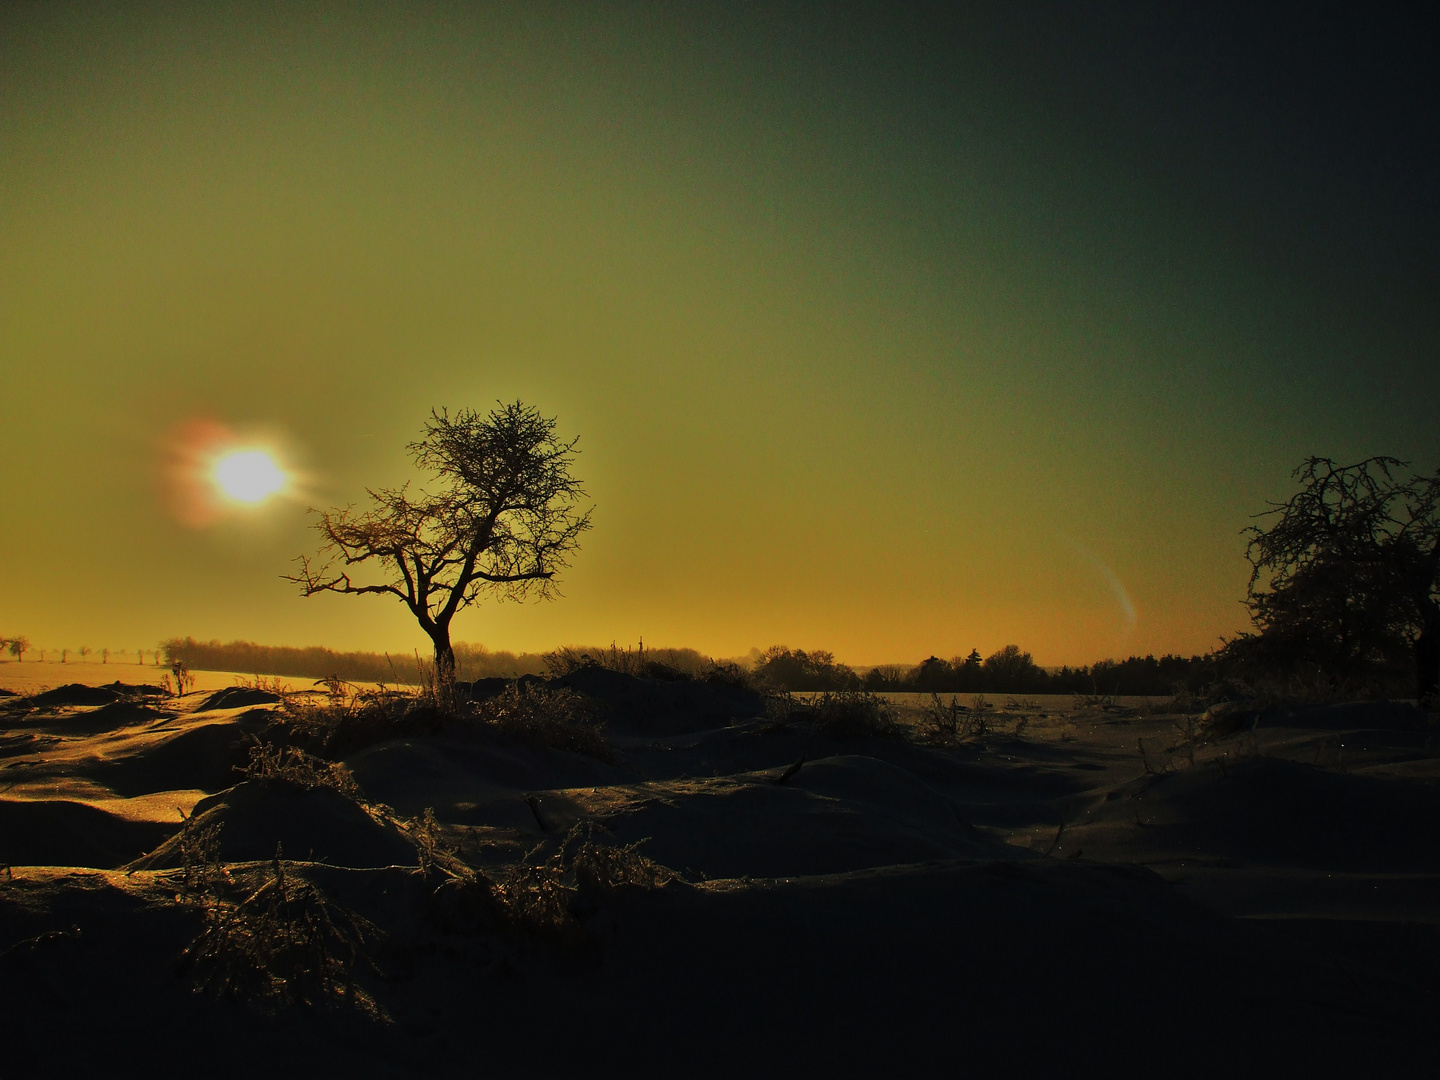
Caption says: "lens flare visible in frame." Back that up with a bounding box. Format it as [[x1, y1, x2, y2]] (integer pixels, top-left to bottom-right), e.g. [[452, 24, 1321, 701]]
[[1062, 535, 1138, 635], [160, 418, 305, 526], [214, 450, 287, 503]]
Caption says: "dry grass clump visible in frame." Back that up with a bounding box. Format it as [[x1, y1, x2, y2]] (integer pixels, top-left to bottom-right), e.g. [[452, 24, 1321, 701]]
[[162, 660, 196, 696], [1135, 707, 1265, 773], [915, 693, 1045, 743], [232, 674, 291, 695], [918, 694, 964, 743], [1193, 701, 1247, 738], [495, 824, 670, 943], [918, 693, 987, 744], [1137, 715, 1205, 773], [175, 823, 383, 1014], [543, 644, 617, 676], [240, 740, 364, 799], [176, 810, 225, 893], [423, 823, 670, 950], [267, 676, 615, 763], [1073, 691, 1121, 710], [810, 691, 899, 739], [765, 690, 901, 738], [405, 806, 475, 880], [1175, 672, 1349, 716], [470, 684, 614, 762], [167, 804, 664, 1011], [271, 680, 438, 759]]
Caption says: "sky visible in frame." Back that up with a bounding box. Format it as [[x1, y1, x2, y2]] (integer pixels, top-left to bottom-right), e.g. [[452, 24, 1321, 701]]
[[1, 1, 1435, 667]]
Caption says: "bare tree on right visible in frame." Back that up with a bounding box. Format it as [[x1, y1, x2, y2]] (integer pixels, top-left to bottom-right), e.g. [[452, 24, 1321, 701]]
[[1237, 456, 1440, 702]]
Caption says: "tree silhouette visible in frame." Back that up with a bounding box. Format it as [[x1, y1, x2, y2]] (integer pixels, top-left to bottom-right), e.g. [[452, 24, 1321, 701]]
[[1239, 456, 1440, 701], [6, 635, 29, 662], [752, 646, 860, 691], [957, 648, 983, 691], [287, 403, 592, 688], [912, 656, 953, 692], [981, 644, 1044, 692]]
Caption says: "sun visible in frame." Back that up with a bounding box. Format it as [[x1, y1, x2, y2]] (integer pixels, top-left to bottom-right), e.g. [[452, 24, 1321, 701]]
[[213, 449, 288, 504]]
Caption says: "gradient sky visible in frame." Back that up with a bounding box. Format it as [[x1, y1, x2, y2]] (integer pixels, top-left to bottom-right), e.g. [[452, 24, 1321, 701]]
[[2, 2, 1435, 667]]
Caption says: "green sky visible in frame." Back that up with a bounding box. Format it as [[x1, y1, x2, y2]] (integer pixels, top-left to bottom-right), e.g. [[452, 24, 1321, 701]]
[[2, 3, 1434, 666]]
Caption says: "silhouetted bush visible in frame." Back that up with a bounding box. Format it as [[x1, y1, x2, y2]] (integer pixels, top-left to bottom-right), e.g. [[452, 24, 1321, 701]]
[[1216, 627, 1412, 702], [752, 646, 861, 692], [542, 642, 762, 696], [543, 641, 714, 679], [700, 661, 760, 691], [808, 691, 899, 739]]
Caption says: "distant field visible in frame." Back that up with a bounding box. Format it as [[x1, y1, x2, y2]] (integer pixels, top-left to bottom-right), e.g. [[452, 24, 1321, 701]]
[[0, 661, 322, 695], [793, 691, 1170, 712], [1, 662, 1174, 714]]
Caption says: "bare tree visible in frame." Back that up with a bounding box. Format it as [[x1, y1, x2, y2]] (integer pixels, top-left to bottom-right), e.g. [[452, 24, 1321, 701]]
[[1239, 456, 1440, 701], [287, 403, 592, 688], [7, 635, 29, 663]]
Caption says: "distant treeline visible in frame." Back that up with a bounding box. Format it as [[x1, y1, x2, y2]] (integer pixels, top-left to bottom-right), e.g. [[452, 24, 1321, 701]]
[[160, 638, 550, 684], [160, 637, 728, 686], [162, 636, 1219, 697], [756, 645, 1217, 696]]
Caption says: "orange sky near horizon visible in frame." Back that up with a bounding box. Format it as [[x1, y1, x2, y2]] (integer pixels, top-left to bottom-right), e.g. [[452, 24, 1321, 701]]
[[1, 4, 1434, 669]]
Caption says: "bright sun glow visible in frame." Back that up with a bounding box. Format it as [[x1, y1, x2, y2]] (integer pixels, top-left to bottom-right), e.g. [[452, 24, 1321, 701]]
[[213, 449, 287, 504]]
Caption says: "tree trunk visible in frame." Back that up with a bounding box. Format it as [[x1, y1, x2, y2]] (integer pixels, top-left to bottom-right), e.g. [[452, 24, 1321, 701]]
[[1414, 542, 1440, 705], [429, 627, 457, 694], [1416, 603, 1440, 704]]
